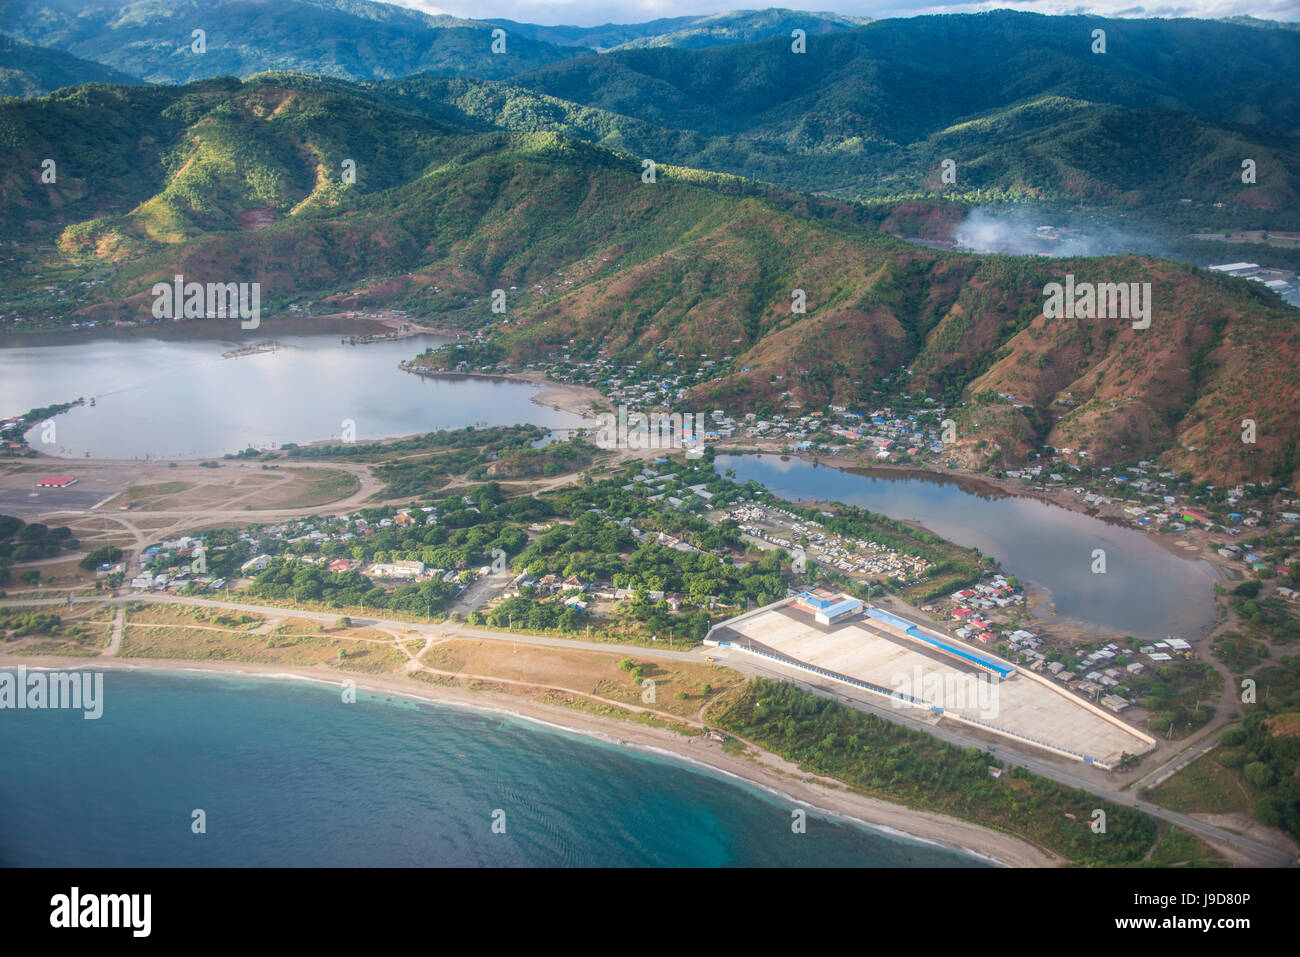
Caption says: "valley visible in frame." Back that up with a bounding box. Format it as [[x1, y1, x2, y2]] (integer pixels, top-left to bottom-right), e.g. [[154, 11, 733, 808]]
[[0, 2, 1297, 878]]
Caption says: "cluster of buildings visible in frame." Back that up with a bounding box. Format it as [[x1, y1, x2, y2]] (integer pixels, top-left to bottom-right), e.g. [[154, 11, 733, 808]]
[[619, 469, 720, 511], [1033, 637, 1194, 713], [128, 535, 226, 593], [125, 506, 456, 594], [727, 503, 931, 582], [1033, 643, 1140, 712], [1017, 459, 1294, 536], [1208, 262, 1297, 303], [516, 350, 953, 462], [819, 408, 947, 460], [505, 572, 595, 610], [944, 577, 1027, 643], [1, 416, 29, 454]]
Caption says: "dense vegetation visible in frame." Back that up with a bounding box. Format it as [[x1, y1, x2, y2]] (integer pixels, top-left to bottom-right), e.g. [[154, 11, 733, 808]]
[[0, 34, 138, 97], [501, 12, 1299, 218], [0, 514, 78, 584], [1215, 656, 1300, 839], [718, 678, 1196, 865], [3, 38, 1296, 485], [0, 0, 582, 84]]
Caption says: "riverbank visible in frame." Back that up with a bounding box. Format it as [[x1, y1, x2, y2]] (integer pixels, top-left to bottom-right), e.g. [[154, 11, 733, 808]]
[[403, 366, 606, 419], [722, 443, 1229, 586], [0, 313, 399, 347], [0, 652, 1056, 868]]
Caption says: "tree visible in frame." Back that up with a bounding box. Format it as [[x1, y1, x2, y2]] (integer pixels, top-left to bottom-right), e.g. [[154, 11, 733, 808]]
[[79, 545, 123, 570], [1243, 761, 1275, 790]]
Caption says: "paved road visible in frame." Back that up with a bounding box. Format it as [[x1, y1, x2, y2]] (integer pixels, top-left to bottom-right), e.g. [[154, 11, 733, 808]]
[[711, 648, 1294, 867], [1129, 725, 1230, 793], [1, 590, 1292, 866]]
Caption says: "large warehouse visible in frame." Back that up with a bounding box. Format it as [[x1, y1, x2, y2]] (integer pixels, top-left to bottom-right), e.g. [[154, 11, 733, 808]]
[[706, 596, 1155, 768], [792, 590, 864, 625]]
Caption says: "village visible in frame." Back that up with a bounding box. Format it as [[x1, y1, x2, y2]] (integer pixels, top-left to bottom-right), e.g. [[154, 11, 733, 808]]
[[921, 579, 1202, 717]]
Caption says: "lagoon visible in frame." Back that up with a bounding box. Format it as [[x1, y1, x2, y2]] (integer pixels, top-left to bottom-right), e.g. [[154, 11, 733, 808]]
[[717, 454, 1217, 641], [0, 321, 587, 460]]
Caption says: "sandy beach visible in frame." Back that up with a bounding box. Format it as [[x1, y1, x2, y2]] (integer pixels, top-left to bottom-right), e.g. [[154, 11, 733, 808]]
[[403, 365, 607, 419], [1, 653, 1057, 867]]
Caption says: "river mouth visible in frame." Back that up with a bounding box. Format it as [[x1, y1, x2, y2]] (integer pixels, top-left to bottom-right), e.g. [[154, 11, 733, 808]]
[[717, 453, 1218, 642], [1, 325, 587, 460]]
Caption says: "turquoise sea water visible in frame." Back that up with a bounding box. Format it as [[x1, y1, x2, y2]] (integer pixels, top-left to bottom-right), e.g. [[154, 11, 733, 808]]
[[0, 669, 988, 867]]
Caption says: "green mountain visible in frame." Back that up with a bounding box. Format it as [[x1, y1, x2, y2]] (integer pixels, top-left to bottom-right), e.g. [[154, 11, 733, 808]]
[[485, 9, 871, 52], [0, 0, 583, 83], [514, 12, 1299, 138], [0, 34, 141, 98], [1, 74, 1295, 486], [3, 9, 1295, 222], [501, 12, 1300, 215], [367, 72, 1299, 225]]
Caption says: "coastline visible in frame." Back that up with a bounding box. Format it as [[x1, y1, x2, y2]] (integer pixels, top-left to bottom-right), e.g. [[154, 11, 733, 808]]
[[403, 365, 607, 419], [762, 449, 1229, 572], [719, 445, 1227, 605], [0, 653, 1057, 868]]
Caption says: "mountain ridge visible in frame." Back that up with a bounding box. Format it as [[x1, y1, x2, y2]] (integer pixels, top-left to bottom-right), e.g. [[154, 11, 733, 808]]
[[1, 73, 1295, 486]]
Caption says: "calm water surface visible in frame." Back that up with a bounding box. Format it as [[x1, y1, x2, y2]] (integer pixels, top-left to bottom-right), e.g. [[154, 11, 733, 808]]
[[717, 453, 1217, 640], [0, 322, 586, 459]]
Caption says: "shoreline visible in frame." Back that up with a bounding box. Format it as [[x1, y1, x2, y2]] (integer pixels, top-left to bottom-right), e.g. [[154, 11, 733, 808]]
[[0, 653, 1056, 868], [788, 452, 1228, 572], [403, 365, 607, 419], [718, 447, 1226, 630]]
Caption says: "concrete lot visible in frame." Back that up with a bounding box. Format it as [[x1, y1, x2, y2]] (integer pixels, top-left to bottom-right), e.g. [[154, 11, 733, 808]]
[[0, 485, 109, 516], [716, 605, 1151, 766]]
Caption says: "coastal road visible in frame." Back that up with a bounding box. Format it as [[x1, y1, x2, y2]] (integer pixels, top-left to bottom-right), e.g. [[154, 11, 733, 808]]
[[2, 590, 1292, 866], [713, 649, 1294, 867], [1126, 724, 1232, 793]]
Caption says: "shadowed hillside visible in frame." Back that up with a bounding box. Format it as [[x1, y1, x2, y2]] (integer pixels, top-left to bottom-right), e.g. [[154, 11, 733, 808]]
[[1, 73, 1294, 486]]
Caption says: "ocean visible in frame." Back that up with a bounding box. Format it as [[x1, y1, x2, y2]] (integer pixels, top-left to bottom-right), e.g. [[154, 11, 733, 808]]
[[0, 669, 988, 867]]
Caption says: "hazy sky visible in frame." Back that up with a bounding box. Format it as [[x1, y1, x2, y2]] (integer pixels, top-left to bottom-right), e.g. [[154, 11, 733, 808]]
[[391, 0, 1300, 27]]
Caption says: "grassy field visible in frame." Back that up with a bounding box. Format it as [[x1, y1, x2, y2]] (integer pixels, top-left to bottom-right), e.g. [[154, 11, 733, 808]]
[[105, 481, 194, 508], [245, 468, 360, 509], [1145, 822, 1229, 867], [124, 603, 264, 629], [417, 639, 740, 720], [0, 604, 115, 656], [407, 670, 699, 735], [1143, 748, 1255, 815], [119, 605, 407, 672]]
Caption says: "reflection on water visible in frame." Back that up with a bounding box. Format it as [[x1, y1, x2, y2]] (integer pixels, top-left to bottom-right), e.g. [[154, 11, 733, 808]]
[[718, 453, 1217, 641], [0, 322, 587, 459]]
